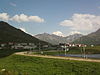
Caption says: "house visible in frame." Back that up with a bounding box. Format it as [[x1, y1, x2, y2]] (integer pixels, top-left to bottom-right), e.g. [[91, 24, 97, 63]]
[[23, 45, 36, 49], [1, 44, 6, 47], [11, 45, 24, 49], [11, 43, 37, 49], [20, 43, 27, 46], [43, 45, 49, 48], [59, 43, 87, 47]]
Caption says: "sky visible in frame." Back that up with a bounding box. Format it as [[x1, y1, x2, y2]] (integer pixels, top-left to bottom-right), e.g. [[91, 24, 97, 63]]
[[0, 0, 100, 36]]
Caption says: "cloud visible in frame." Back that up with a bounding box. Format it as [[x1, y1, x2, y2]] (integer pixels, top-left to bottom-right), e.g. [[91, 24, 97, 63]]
[[52, 31, 64, 37], [10, 2, 16, 7], [69, 31, 81, 35], [60, 13, 100, 32], [11, 14, 29, 22], [29, 16, 44, 23], [11, 14, 44, 23], [0, 13, 45, 23], [0, 13, 10, 21]]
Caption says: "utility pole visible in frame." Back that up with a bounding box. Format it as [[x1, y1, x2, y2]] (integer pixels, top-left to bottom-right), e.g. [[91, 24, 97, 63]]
[[83, 45, 87, 59], [64, 44, 67, 56], [65, 48, 67, 56], [39, 42, 41, 51], [83, 46, 85, 58], [80, 37, 83, 58]]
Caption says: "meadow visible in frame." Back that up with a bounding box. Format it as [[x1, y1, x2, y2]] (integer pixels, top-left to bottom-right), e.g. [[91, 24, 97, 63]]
[[0, 46, 100, 75], [0, 55, 100, 75]]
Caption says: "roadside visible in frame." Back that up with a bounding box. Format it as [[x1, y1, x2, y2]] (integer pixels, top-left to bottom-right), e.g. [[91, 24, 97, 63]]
[[15, 52, 100, 63]]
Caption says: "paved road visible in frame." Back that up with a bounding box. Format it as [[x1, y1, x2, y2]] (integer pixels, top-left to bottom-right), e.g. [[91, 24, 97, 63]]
[[15, 52, 100, 63]]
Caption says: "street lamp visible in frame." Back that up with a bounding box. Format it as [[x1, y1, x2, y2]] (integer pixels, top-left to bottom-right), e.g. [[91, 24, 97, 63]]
[[64, 45, 69, 56]]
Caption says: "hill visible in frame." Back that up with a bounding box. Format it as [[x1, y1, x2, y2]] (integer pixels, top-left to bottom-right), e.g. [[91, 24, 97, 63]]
[[73, 28, 100, 45], [35, 33, 83, 45], [35, 33, 66, 45], [0, 21, 47, 45], [65, 34, 83, 43]]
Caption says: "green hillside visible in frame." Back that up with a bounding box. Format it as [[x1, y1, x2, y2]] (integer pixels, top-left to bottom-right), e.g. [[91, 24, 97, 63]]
[[73, 28, 100, 45], [0, 21, 48, 45]]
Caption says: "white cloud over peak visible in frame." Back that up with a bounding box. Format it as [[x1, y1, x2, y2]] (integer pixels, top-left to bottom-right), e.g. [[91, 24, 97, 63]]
[[0, 13, 10, 21], [69, 31, 81, 35], [52, 31, 64, 37], [60, 13, 100, 32], [0, 13, 45, 23]]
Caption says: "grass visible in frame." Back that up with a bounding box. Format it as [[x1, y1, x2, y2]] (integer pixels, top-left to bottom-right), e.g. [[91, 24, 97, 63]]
[[0, 46, 100, 75], [0, 49, 28, 58], [0, 55, 100, 75], [86, 46, 100, 54]]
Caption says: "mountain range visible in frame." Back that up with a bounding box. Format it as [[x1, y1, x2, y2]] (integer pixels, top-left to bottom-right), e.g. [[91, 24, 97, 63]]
[[73, 28, 100, 45], [0, 21, 100, 45], [0, 21, 48, 45], [35, 33, 83, 45], [35, 29, 100, 45]]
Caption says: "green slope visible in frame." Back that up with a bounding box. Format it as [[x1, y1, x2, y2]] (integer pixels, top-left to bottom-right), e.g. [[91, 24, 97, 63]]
[[73, 28, 100, 45], [0, 21, 48, 45]]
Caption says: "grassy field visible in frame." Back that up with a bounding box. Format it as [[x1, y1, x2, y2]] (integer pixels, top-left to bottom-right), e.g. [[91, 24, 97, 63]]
[[0, 55, 100, 75], [0, 46, 100, 75], [86, 46, 100, 54]]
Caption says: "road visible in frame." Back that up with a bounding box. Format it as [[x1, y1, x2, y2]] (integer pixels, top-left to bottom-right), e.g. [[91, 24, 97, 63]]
[[15, 52, 100, 63]]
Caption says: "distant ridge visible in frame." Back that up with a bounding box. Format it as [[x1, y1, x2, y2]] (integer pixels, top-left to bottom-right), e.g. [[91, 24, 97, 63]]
[[0, 21, 48, 45], [35, 33, 83, 45], [73, 28, 100, 45]]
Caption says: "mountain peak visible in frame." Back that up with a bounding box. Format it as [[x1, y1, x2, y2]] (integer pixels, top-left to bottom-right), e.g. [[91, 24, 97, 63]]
[[0, 21, 7, 23], [35, 33, 83, 45], [0, 21, 9, 26], [0, 21, 11, 26], [43, 33, 50, 35]]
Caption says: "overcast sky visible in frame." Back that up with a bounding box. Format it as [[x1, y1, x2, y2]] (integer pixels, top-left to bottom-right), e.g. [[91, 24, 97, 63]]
[[0, 0, 100, 36]]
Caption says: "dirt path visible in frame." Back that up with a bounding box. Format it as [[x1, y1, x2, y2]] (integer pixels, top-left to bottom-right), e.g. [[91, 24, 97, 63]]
[[15, 52, 100, 63]]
